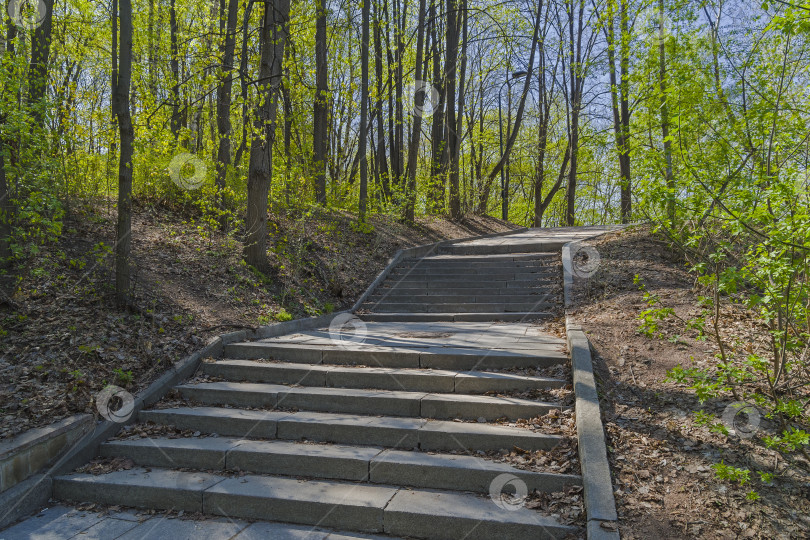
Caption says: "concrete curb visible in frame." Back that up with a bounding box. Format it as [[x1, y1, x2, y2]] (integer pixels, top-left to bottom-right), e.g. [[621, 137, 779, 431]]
[[562, 234, 621, 540], [351, 227, 528, 312]]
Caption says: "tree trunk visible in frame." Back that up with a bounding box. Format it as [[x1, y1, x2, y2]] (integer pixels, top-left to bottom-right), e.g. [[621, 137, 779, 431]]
[[215, 0, 239, 229], [428, 0, 446, 213], [27, 0, 54, 128], [373, 2, 390, 201], [658, 0, 675, 223], [245, 0, 290, 269], [359, 0, 371, 220], [169, 0, 181, 141], [313, 0, 328, 204], [445, 0, 460, 219], [233, 0, 255, 169], [565, 0, 584, 226], [112, 0, 134, 306], [403, 0, 427, 222]]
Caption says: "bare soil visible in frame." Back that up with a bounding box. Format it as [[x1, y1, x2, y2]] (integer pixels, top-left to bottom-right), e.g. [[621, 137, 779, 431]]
[[570, 226, 810, 539], [0, 201, 515, 440]]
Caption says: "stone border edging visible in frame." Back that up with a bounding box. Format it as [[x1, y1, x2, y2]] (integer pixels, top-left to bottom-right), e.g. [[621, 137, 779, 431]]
[[562, 238, 621, 540], [351, 226, 528, 312]]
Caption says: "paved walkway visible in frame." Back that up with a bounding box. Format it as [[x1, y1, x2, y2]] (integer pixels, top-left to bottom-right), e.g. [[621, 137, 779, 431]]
[[2, 228, 611, 539]]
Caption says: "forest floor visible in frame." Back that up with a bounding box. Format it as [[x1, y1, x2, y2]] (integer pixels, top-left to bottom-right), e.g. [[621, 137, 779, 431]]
[[570, 227, 810, 539], [0, 199, 516, 440]]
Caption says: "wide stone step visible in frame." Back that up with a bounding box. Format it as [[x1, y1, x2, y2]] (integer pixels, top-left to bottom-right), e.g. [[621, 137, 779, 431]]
[[222, 342, 567, 369], [99, 437, 580, 493], [54, 468, 577, 539], [367, 294, 559, 305], [359, 313, 554, 323], [439, 243, 565, 255], [365, 302, 556, 314], [373, 287, 559, 297], [383, 280, 556, 289], [138, 407, 563, 451], [412, 253, 556, 263], [176, 382, 558, 420], [389, 267, 558, 277], [203, 359, 565, 393], [385, 276, 555, 286]]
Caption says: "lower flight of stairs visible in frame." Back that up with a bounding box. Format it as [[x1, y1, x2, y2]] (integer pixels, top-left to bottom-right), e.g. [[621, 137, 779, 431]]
[[53, 336, 582, 539]]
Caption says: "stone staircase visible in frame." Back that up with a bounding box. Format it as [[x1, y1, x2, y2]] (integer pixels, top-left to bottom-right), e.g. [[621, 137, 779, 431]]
[[361, 252, 562, 322], [50, 240, 585, 539]]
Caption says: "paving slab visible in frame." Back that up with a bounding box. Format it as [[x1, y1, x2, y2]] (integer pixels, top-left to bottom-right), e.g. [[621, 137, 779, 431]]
[[139, 407, 285, 439], [202, 360, 330, 386], [418, 420, 561, 452], [100, 437, 234, 469], [227, 440, 381, 481], [54, 468, 224, 513], [383, 488, 577, 539], [116, 516, 248, 539], [0, 506, 104, 540], [277, 412, 425, 449], [369, 450, 581, 493], [204, 475, 398, 533]]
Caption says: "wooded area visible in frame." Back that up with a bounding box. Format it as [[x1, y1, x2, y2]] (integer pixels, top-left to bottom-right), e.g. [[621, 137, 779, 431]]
[[0, 0, 809, 300]]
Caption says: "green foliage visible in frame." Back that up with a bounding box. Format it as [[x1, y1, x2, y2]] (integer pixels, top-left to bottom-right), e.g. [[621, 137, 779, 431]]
[[712, 461, 750, 485], [275, 308, 293, 322], [114, 368, 134, 387]]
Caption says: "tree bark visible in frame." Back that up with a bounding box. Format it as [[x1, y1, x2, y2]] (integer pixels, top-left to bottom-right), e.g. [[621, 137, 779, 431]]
[[313, 0, 328, 204], [27, 0, 54, 128], [403, 0, 427, 222], [359, 0, 371, 220], [169, 0, 181, 141], [658, 0, 675, 223], [244, 0, 290, 269], [215, 0, 239, 229], [445, 0, 460, 219], [428, 0, 446, 213], [112, 0, 134, 306], [373, 2, 390, 201]]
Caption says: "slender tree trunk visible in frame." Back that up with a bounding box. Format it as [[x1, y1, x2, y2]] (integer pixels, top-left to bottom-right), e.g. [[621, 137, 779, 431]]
[[359, 0, 371, 220], [373, 2, 390, 200], [234, 0, 255, 169], [445, 0, 460, 219], [170, 0, 181, 141], [618, 0, 631, 221], [0, 21, 17, 267], [658, 0, 675, 222], [403, 0, 427, 222], [313, 0, 328, 204], [565, 0, 584, 226], [428, 0, 446, 213], [245, 0, 290, 269], [112, 0, 134, 306], [215, 0, 239, 229]]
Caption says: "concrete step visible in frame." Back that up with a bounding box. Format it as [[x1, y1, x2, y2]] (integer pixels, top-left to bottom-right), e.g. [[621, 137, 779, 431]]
[[359, 313, 554, 323], [439, 243, 565, 255], [365, 303, 556, 314], [176, 381, 559, 420], [389, 268, 558, 277], [138, 407, 563, 451], [382, 280, 556, 289], [373, 287, 559, 297], [99, 437, 580, 494], [367, 294, 559, 305], [222, 342, 567, 370], [54, 468, 577, 538], [203, 360, 565, 393], [410, 253, 556, 263], [385, 275, 555, 285]]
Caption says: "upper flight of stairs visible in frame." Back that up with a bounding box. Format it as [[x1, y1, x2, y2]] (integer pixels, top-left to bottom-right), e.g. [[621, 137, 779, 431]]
[[50, 235, 584, 540], [360, 252, 563, 322]]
